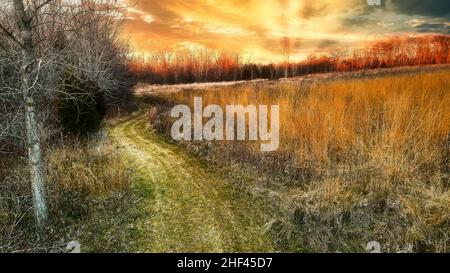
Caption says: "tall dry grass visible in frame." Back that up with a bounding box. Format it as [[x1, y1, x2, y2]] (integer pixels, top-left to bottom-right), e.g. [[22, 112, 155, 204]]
[[0, 141, 136, 252], [147, 70, 450, 252]]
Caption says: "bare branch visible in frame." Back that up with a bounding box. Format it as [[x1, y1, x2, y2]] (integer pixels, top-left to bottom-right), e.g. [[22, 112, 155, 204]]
[[26, 0, 54, 24], [0, 23, 23, 48]]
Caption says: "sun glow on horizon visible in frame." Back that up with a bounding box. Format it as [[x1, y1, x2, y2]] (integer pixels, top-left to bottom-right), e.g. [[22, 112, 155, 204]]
[[120, 0, 450, 63]]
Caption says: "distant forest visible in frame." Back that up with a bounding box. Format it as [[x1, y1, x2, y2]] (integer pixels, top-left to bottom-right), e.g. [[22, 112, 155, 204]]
[[130, 35, 450, 84]]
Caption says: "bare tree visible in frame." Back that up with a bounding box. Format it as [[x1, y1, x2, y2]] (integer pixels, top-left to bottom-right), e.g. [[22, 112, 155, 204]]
[[0, 0, 52, 228], [281, 37, 292, 78], [0, 0, 130, 229]]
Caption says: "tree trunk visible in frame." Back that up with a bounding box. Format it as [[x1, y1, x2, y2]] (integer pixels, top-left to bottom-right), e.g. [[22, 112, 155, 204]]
[[14, 0, 48, 228]]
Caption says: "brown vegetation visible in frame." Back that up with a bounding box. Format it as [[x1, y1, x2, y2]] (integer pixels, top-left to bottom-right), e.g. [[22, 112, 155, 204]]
[[0, 141, 137, 252], [145, 70, 450, 252], [0, 0, 134, 250]]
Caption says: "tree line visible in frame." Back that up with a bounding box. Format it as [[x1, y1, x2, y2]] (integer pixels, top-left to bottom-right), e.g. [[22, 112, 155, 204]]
[[130, 35, 450, 84]]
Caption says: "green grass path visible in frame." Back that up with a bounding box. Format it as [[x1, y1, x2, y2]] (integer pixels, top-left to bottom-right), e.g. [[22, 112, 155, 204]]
[[108, 110, 273, 253]]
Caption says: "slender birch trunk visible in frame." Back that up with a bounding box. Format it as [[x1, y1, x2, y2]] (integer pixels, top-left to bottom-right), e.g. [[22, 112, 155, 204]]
[[14, 0, 48, 228]]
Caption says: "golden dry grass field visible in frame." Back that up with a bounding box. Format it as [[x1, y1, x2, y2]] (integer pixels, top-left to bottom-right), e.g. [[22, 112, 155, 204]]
[[144, 68, 450, 252]]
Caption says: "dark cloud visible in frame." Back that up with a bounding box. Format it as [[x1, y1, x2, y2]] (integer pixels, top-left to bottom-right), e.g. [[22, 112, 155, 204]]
[[413, 23, 450, 34], [318, 39, 342, 48], [391, 0, 450, 18], [342, 15, 371, 27]]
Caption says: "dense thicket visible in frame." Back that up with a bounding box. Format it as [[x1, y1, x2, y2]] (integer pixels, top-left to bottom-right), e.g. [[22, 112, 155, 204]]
[[0, 0, 132, 153], [57, 70, 106, 136]]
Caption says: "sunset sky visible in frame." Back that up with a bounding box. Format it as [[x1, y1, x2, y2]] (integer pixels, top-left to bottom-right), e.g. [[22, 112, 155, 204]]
[[120, 0, 450, 63]]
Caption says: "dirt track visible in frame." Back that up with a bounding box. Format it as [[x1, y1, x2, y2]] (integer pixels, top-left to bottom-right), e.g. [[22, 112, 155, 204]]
[[109, 111, 274, 252]]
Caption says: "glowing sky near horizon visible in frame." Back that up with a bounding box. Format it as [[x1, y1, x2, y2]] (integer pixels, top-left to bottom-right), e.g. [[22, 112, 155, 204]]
[[120, 0, 450, 63]]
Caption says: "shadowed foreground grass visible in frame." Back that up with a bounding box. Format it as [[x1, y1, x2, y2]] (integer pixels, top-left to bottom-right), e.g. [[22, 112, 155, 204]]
[[0, 141, 140, 253]]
